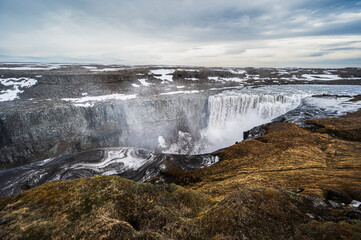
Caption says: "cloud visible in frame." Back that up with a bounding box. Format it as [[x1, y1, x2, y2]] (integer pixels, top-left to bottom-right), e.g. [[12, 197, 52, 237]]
[[0, 0, 360, 66]]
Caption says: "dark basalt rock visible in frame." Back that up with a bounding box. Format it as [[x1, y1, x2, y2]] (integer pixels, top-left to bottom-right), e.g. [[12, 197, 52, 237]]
[[344, 209, 361, 219], [324, 188, 353, 204], [0, 218, 9, 226]]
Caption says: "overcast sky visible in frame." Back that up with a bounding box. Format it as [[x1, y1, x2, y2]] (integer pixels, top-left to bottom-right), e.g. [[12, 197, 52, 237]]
[[0, 0, 361, 67]]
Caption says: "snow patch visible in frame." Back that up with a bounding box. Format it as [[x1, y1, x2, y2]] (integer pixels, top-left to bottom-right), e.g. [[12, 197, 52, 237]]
[[92, 68, 124, 72], [228, 69, 247, 74], [150, 69, 175, 83], [0, 77, 38, 102], [185, 77, 199, 81], [302, 96, 361, 116], [177, 69, 199, 72], [138, 79, 152, 86], [301, 74, 342, 81], [83, 66, 125, 71], [160, 90, 200, 96], [350, 200, 361, 208], [62, 94, 137, 107], [208, 76, 245, 83], [82, 66, 97, 70]]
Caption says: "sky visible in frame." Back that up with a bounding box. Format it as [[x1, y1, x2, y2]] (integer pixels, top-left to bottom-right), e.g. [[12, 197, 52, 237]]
[[0, 0, 361, 67]]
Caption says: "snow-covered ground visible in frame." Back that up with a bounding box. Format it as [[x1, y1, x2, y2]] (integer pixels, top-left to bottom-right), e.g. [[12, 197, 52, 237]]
[[227, 68, 247, 74], [83, 66, 126, 71], [138, 78, 152, 86], [208, 76, 246, 83], [0, 77, 38, 101], [62, 94, 137, 107], [301, 74, 342, 81], [350, 200, 361, 208], [159, 90, 200, 95], [150, 69, 175, 83]]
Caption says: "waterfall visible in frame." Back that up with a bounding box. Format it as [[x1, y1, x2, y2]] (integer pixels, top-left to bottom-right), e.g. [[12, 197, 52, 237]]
[[199, 92, 304, 151]]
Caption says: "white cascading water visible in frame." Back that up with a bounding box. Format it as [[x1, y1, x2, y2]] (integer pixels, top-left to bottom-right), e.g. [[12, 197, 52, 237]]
[[160, 85, 361, 154], [198, 92, 305, 152]]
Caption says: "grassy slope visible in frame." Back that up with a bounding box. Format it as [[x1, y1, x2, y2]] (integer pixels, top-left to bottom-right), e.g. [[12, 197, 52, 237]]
[[167, 110, 361, 202], [1, 178, 360, 239]]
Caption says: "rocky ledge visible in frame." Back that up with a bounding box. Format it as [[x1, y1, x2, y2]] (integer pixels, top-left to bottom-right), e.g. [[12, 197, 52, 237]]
[[0, 106, 361, 239]]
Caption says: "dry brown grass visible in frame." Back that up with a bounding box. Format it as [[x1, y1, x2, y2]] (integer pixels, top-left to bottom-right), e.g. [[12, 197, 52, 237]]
[[165, 110, 361, 201]]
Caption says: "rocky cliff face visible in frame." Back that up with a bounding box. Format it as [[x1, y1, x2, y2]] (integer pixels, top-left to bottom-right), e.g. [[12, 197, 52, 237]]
[[0, 94, 209, 168]]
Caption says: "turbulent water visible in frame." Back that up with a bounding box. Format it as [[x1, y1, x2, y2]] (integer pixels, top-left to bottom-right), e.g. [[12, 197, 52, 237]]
[[163, 85, 361, 154], [199, 92, 303, 152]]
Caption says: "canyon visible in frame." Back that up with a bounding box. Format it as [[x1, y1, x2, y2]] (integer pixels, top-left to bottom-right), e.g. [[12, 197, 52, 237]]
[[0, 64, 361, 239]]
